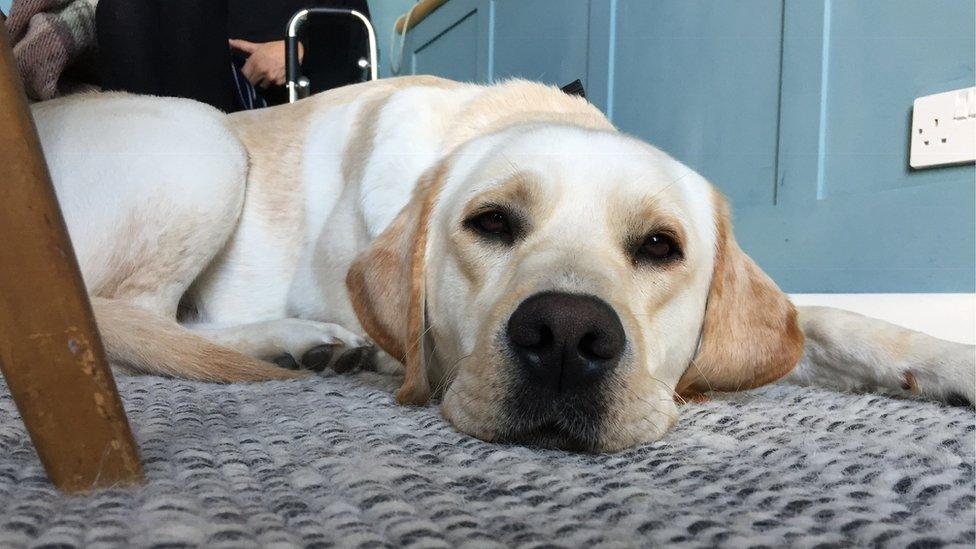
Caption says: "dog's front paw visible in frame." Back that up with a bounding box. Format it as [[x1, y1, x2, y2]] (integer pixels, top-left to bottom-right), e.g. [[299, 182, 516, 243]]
[[270, 345, 377, 374], [331, 346, 376, 373], [904, 345, 975, 408], [939, 346, 974, 407], [266, 319, 373, 373]]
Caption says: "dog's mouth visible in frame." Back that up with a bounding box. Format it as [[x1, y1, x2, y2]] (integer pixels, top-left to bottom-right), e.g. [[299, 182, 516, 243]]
[[499, 420, 600, 452], [499, 391, 607, 452]]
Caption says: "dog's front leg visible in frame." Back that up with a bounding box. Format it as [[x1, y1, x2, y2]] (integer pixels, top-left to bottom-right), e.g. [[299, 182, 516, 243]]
[[185, 319, 374, 373], [787, 306, 975, 407]]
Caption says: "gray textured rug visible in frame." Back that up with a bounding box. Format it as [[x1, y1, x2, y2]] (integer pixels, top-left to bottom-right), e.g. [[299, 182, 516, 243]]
[[0, 372, 973, 548]]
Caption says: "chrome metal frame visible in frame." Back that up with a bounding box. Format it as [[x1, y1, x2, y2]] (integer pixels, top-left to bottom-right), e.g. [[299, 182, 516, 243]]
[[286, 8, 378, 103]]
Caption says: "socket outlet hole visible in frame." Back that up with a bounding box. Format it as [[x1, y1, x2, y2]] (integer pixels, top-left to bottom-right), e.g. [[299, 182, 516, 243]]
[[918, 128, 923, 134], [941, 137, 947, 143], [935, 118, 940, 126], [924, 140, 930, 146]]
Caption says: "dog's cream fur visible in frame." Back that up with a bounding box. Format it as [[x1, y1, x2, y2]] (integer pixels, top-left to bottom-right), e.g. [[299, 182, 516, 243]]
[[33, 76, 974, 451]]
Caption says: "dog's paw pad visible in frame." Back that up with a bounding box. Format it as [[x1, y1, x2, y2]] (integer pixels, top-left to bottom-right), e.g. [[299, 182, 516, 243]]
[[301, 345, 335, 372], [271, 353, 301, 370], [333, 347, 374, 373]]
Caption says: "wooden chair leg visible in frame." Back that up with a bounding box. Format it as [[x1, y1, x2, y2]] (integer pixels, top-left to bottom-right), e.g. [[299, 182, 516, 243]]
[[0, 25, 144, 491]]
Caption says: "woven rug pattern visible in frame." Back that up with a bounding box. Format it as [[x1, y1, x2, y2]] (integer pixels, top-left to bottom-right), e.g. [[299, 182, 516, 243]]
[[0, 373, 973, 548]]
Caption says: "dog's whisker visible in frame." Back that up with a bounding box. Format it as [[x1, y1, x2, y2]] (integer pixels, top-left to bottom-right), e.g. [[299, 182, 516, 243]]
[[687, 356, 715, 394], [430, 352, 472, 397], [408, 320, 438, 355]]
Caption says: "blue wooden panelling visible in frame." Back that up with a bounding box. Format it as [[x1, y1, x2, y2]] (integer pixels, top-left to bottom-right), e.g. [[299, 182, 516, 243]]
[[774, 0, 829, 206], [819, 0, 975, 199], [745, 0, 975, 292], [399, 0, 975, 293], [402, 0, 591, 85], [410, 1, 483, 82], [584, 0, 615, 115], [611, 0, 785, 207], [734, 178, 975, 292], [491, 0, 590, 86]]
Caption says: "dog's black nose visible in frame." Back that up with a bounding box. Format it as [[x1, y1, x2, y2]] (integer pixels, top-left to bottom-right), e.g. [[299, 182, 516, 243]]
[[506, 292, 625, 392]]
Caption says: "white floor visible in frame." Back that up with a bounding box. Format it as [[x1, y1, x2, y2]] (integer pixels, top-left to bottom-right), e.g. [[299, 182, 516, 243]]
[[790, 293, 975, 345]]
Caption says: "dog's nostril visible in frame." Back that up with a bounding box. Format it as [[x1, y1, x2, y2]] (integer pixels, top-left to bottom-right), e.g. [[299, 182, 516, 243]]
[[531, 325, 554, 350], [578, 332, 609, 361]]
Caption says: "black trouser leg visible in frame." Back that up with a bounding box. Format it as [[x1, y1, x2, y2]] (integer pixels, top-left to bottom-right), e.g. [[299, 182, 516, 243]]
[[96, 0, 163, 96], [96, 0, 238, 112]]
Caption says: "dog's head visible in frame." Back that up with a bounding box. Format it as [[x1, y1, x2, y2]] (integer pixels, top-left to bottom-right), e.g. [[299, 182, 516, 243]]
[[347, 124, 803, 452]]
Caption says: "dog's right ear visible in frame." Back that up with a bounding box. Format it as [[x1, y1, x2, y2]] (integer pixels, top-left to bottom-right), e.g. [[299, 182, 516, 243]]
[[346, 163, 448, 406], [675, 190, 804, 399]]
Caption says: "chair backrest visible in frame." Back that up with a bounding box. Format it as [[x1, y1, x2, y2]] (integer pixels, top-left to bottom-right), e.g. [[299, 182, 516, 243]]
[[285, 7, 378, 103]]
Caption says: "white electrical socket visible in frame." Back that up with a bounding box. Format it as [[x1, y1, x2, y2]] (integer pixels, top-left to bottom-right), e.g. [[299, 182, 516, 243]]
[[910, 86, 976, 169]]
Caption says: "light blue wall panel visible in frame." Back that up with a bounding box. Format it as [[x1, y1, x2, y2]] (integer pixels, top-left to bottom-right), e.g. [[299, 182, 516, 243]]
[[583, 0, 614, 114], [611, 0, 785, 208], [734, 178, 975, 292], [403, 0, 489, 82], [491, 0, 590, 86], [412, 9, 481, 81], [401, 0, 590, 86]]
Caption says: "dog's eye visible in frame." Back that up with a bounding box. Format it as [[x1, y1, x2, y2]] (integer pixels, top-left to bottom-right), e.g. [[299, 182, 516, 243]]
[[635, 233, 682, 264], [465, 209, 516, 244]]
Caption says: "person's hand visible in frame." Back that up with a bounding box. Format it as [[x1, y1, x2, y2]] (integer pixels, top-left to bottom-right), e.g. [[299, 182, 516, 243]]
[[228, 39, 303, 88]]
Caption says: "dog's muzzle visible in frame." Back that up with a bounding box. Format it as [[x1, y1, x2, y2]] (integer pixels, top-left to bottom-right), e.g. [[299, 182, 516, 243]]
[[500, 292, 626, 449]]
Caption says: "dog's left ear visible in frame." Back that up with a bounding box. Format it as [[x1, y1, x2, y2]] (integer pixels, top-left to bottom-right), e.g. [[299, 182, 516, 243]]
[[676, 191, 804, 398], [346, 164, 447, 405]]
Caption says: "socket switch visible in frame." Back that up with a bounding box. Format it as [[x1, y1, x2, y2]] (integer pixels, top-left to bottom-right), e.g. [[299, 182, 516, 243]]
[[909, 87, 976, 169]]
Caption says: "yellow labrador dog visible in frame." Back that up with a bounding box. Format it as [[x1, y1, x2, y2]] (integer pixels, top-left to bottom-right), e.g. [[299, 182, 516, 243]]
[[34, 76, 974, 451]]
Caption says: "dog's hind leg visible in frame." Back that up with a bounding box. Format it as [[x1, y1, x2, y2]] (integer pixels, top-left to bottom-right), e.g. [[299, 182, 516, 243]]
[[786, 306, 975, 407], [184, 319, 373, 373], [35, 94, 250, 319], [33, 95, 306, 381]]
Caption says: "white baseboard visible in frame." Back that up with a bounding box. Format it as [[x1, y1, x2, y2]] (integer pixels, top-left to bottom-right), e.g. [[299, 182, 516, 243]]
[[789, 293, 975, 345]]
